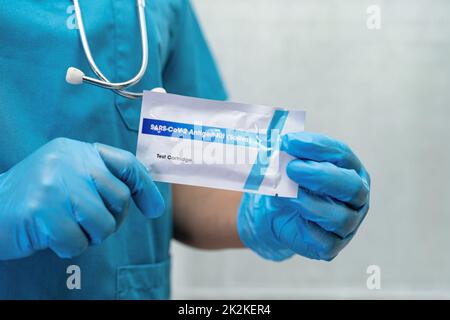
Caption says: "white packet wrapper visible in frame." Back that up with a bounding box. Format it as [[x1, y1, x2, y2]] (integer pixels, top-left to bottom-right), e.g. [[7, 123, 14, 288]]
[[136, 91, 305, 198]]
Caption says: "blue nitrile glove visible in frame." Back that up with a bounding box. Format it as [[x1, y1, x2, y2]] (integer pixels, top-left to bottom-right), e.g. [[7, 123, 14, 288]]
[[238, 132, 370, 261], [0, 138, 165, 260]]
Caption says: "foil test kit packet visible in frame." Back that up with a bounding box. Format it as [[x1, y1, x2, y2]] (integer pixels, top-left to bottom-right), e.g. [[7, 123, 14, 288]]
[[136, 91, 306, 198]]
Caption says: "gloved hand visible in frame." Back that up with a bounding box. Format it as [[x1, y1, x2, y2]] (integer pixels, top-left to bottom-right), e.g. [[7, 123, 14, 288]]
[[0, 138, 165, 260], [238, 132, 370, 261]]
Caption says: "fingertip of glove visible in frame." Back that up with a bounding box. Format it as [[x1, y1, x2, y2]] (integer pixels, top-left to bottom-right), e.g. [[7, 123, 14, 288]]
[[286, 159, 303, 176], [92, 142, 103, 151], [281, 132, 312, 154], [92, 142, 108, 159], [153, 197, 166, 218], [142, 193, 166, 219]]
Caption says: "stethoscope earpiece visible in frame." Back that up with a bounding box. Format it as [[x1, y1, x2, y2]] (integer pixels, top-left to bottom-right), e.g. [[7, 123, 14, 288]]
[[66, 67, 85, 85]]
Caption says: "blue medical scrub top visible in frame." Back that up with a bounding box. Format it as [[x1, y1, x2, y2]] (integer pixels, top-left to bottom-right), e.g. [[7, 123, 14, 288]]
[[0, 0, 226, 299]]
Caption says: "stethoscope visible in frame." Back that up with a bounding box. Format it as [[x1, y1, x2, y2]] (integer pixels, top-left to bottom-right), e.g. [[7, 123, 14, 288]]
[[65, 0, 148, 100]]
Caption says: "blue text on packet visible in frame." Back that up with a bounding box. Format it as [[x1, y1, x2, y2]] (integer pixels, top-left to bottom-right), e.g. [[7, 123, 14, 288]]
[[141, 118, 267, 148]]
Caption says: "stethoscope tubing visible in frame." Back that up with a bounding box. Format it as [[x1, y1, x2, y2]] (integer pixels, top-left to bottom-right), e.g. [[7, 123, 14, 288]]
[[70, 0, 148, 99]]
